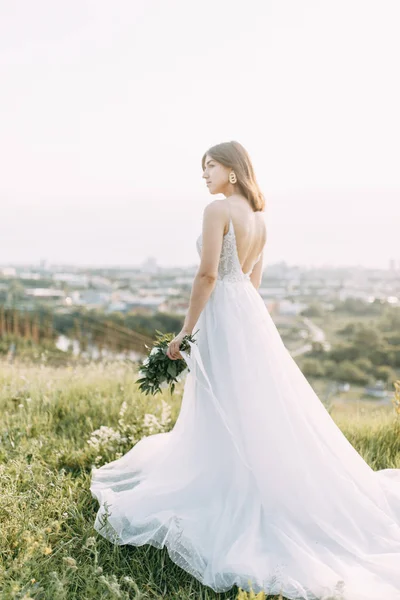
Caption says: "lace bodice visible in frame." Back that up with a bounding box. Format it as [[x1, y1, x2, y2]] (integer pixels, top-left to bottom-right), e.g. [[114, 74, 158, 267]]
[[196, 217, 262, 283]]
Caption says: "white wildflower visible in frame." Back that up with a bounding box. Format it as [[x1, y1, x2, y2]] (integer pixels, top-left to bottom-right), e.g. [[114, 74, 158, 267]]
[[160, 399, 172, 427], [118, 401, 127, 418], [85, 537, 96, 547], [87, 425, 125, 451], [62, 556, 77, 570], [143, 413, 161, 434], [99, 574, 121, 595]]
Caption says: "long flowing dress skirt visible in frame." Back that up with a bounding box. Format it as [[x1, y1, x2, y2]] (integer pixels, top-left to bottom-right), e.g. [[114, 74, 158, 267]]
[[90, 278, 400, 600]]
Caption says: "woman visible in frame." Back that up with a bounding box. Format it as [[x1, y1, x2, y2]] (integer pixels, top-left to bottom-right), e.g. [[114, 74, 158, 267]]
[[91, 141, 400, 600]]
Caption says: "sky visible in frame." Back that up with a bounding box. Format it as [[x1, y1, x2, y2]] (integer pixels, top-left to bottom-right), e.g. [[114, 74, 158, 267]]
[[0, 0, 399, 270]]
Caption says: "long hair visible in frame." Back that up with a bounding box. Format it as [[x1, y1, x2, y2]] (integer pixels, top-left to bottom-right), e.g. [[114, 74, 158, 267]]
[[201, 141, 266, 212]]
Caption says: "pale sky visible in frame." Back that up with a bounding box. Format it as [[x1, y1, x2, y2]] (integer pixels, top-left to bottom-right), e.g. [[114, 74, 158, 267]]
[[1, 0, 399, 269]]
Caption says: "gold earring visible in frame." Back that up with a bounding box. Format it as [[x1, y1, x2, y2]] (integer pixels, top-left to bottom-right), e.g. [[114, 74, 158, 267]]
[[229, 171, 237, 184]]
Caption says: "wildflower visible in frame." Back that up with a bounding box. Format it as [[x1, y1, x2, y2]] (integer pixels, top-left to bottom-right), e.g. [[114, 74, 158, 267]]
[[87, 426, 126, 451], [43, 546, 52, 555], [143, 413, 162, 434], [118, 401, 127, 418], [85, 536, 96, 547], [160, 399, 172, 427], [62, 556, 77, 570]]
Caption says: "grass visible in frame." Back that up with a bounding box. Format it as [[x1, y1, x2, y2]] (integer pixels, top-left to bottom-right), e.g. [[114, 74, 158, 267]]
[[0, 357, 399, 600]]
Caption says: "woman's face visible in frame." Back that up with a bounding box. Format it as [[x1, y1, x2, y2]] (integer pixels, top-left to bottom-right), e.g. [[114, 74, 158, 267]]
[[202, 154, 229, 195]]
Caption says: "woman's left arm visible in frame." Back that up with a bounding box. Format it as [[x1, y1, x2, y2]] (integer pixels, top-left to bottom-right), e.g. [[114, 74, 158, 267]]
[[167, 201, 226, 359], [182, 272, 216, 335]]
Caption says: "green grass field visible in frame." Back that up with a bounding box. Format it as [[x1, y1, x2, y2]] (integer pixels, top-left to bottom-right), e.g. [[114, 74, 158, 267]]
[[1, 358, 399, 600]]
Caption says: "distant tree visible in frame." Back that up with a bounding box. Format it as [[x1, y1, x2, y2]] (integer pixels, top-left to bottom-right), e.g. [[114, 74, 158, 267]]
[[337, 323, 357, 336], [369, 345, 397, 367], [328, 343, 360, 363], [301, 359, 326, 378], [381, 305, 400, 332], [6, 281, 25, 307], [353, 357, 373, 372], [300, 302, 324, 317], [353, 326, 382, 348], [322, 359, 337, 378], [333, 298, 380, 316], [374, 365, 398, 386], [385, 332, 400, 346], [310, 341, 326, 354], [334, 361, 371, 385]]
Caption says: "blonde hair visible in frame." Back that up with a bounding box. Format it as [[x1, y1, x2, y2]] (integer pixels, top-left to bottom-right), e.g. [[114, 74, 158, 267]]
[[202, 140, 266, 212]]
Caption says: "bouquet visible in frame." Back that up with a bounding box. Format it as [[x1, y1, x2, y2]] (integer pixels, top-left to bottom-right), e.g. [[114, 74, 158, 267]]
[[135, 329, 198, 396]]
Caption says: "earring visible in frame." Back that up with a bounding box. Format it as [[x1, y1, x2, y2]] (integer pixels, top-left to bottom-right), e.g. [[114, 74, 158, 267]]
[[229, 171, 237, 184]]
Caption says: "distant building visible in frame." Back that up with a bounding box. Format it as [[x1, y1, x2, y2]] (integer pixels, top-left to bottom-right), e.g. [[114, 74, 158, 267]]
[[53, 273, 89, 288], [71, 290, 111, 308], [25, 288, 65, 299], [90, 276, 114, 290], [277, 300, 307, 316], [106, 301, 128, 313], [0, 267, 16, 277], [19, 272, 42, 280]]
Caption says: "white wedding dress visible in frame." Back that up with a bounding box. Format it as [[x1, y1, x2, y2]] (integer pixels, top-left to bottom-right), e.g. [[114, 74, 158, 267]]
[[90, 214, 400, 600]]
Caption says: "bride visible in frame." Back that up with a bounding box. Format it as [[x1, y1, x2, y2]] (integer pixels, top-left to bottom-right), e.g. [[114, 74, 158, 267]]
[[90, 141, 400, 600]]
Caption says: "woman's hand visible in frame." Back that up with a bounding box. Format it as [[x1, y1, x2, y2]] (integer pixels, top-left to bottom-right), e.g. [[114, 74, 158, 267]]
[[166, 330, 188, 360]]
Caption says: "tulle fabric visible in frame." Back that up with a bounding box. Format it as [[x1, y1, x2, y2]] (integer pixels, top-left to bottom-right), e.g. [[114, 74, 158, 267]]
[[90, 276, 400, 600]]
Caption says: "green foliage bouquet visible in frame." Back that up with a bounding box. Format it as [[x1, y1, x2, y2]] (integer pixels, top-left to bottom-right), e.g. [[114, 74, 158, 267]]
[[135, 329, 198, 395]]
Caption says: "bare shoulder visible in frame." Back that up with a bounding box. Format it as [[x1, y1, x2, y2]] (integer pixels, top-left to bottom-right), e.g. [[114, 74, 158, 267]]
[[203, 199, 226, 217], [202, 200, 228, 234]]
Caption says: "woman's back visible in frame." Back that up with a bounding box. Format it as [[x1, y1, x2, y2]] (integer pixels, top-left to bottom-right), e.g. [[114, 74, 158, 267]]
[[225, 197, 267, 276]]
